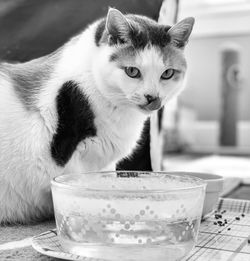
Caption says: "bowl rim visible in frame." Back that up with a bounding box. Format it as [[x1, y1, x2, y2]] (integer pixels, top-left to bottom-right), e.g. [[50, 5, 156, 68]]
[[172, 172, 224, 192], [51, 171, 207, 193], [174, 172, 224, 181]]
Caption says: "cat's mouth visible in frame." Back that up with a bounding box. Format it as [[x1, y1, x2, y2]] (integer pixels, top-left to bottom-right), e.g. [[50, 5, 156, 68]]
[[138, 98, 162, 112]]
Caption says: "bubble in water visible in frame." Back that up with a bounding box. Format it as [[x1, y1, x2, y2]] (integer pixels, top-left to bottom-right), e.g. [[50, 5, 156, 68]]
[[135, 215, 140, 221], [140, 210, 145, 216], [129, 220, 135, 225], [124, 223, 130, 230], [115, 214, 121, 219]]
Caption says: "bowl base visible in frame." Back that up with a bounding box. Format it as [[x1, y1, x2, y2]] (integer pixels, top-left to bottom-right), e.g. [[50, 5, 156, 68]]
[[60, 238, 193, 261]]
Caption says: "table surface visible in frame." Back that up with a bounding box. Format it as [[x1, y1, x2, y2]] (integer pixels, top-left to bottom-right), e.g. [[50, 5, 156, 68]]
[[186, 198, 250, 261], [0, 220, 56, 260]]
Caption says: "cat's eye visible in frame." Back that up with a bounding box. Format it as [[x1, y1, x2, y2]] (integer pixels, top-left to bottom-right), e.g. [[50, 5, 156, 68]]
[[124, 67, 141, 78], [161, 69, 175, 80]]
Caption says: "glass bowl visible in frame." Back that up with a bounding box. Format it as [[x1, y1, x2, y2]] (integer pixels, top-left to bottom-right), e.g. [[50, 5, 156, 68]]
[[51, 171, 206, 261]]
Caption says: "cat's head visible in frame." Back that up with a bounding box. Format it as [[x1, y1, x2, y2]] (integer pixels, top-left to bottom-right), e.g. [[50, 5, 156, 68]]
[[93, 8, 194, 113]]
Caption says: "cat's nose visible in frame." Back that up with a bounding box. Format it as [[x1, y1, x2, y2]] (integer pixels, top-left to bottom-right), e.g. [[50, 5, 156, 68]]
[[145, 94, 157, 104], [144, 95, 161, 111]]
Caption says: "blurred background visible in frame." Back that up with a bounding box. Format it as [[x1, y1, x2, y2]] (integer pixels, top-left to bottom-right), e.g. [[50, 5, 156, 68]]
[[163, 0, 250, 155], [161, 0, 250, 198]]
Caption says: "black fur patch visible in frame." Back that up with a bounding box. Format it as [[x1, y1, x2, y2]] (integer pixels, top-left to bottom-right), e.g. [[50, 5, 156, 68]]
[[51, 81, 96, 166], [128, 16, 171, 49], [116, 118, 152, 171]]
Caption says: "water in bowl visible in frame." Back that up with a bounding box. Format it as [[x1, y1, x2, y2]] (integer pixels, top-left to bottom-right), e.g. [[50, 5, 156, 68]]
[[52, 174, 205, 261], [55, 210, 199, 261]]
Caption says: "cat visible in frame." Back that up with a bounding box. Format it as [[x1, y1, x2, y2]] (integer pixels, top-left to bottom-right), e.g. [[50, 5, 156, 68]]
[[0, 8, 194, 224]]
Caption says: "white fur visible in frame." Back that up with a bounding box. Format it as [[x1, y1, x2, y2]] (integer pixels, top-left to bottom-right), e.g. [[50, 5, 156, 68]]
[[0, 18, 187, 223]]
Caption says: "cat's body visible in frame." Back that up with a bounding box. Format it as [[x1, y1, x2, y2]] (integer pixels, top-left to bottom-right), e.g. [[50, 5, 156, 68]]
[[0, 9, 194, 223]]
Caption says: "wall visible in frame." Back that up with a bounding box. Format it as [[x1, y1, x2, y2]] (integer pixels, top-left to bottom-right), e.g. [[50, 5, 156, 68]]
[[181, 34, 250, 121], [178, 0, 250, 121]]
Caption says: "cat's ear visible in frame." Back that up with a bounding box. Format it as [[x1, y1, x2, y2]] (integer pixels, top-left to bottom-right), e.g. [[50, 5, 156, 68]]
[[106, 8, 131, 45], [168, 17, 195, 48]]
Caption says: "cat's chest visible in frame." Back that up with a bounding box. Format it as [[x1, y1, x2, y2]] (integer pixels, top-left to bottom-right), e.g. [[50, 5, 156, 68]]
[[97, 111, 144, 151], [83, 110, 145, 166], [68, 107, 146, 171]]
